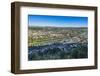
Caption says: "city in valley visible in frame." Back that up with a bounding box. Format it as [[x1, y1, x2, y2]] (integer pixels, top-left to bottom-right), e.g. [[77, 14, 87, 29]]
[[28, 26, 88, 60]]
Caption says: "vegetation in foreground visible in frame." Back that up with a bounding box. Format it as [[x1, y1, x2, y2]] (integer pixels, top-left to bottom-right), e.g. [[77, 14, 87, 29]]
[[28, 43, 88, 60]]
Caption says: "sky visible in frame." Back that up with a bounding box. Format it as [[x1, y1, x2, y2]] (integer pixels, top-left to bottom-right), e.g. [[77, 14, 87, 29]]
[[28, 15, 88, 27]]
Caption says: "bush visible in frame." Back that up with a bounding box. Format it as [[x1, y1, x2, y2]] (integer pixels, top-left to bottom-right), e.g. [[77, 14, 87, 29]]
[[28, 43, 88, 60]]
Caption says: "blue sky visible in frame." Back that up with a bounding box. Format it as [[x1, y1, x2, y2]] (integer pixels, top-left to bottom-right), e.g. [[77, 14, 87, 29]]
[[28, 15, 88, 27]]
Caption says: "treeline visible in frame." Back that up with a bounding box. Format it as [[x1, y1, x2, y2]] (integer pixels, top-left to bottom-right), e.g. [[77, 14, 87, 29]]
[[28, 43, 88, 60]]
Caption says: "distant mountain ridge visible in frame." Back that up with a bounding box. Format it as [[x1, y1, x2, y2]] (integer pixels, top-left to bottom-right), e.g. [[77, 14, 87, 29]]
[[28, 26, 87, 29]]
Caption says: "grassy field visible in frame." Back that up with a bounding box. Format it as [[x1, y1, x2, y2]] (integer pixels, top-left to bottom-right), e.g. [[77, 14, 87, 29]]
[[28, 26, 88, 60]]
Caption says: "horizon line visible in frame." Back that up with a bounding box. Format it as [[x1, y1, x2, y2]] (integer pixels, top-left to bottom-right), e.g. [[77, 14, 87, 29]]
[[28, 25, 88, 28]]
